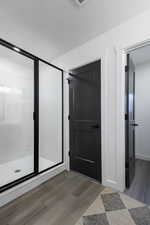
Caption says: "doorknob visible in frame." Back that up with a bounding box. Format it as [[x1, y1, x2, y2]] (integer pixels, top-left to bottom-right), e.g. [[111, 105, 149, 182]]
[[132, 123, 139, 126]]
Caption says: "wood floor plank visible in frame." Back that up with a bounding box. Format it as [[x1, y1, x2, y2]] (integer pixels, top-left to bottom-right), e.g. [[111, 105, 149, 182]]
[[0, 171, 104, 225]]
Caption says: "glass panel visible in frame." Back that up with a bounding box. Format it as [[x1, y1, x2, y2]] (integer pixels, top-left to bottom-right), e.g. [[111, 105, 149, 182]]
[[39, 61, 62, 171], [0, 45, 34, 187]]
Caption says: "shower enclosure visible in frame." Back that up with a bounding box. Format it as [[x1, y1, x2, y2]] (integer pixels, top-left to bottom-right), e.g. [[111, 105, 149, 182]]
[[0, 39, 63, 192]]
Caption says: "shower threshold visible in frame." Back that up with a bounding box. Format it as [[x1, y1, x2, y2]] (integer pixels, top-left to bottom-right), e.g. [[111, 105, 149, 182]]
[[0, 156, 55, 187]]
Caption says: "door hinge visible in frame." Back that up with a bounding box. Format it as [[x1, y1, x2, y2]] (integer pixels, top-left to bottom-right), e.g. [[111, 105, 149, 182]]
[[68, 115, 70, 120], [125, 65, 129, 72], [33, 112, 35, 120], [125, 161, 129, 169], [67, 78, 71, 84], [125, 114, 128, 120]]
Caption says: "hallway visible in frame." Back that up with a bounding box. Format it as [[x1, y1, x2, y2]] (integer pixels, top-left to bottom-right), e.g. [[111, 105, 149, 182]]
[[125, 159, 150, 205]]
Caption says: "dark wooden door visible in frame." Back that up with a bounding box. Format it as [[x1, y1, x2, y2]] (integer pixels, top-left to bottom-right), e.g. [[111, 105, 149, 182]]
[[126, 54, 136, 188], [69, 60, 101, 182]]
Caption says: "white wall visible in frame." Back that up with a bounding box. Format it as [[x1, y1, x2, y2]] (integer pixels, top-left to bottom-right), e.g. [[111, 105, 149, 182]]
[[53, 9, 150, 191], [135, 62, 150, 161]]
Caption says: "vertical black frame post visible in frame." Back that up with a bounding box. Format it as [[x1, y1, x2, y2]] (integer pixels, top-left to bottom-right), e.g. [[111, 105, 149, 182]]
[[125, 54, 129, 187], [62, 71, 64, 163], [34, 59, 39, 173]]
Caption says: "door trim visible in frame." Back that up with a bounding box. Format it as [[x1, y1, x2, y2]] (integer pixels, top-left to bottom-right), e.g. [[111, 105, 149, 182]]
[[125, 54, 136, 188], [68, 60, 102, 182], [115, 39, 150, 191]]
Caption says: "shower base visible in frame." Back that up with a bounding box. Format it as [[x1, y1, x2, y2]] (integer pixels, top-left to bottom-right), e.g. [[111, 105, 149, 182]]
[[0, 156, 55, 187]]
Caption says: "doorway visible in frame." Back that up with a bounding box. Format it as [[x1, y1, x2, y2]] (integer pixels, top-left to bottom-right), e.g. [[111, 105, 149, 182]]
[[68, 60, 101, 182], [125, 44, 150, 204]]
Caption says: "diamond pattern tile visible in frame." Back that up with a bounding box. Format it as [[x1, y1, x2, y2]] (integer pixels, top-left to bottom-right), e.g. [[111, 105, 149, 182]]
[[107, 209, 136, 225], [101, 193, 126, 212], [129, 206, 150, 225], [119, 193, 145, 209], [83, 213, 109, 225], [74, 187, 150, 225], [84, 195, 105, 216]]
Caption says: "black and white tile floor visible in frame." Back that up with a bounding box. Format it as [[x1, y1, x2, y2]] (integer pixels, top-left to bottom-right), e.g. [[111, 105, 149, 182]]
[[75, 187, 150, 225]]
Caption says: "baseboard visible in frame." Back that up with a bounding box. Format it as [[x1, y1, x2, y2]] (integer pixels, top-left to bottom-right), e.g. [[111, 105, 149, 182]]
[[136, 153, 150, 162], [0, 164, 66, 207], [102, 179, 124, 192]]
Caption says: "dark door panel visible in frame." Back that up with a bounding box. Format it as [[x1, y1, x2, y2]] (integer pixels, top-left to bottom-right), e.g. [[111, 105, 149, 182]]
[[69, 60, 101, 182], [126, 54, 136, 188]]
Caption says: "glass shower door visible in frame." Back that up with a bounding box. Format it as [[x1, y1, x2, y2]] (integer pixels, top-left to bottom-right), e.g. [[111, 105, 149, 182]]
[[39, 61, 63, 172], [0, 45, 34, 188]]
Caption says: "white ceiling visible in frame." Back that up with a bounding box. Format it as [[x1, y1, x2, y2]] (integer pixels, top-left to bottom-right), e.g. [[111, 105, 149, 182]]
[[1, 0, 150, 60], [131, 45, 150, 66]]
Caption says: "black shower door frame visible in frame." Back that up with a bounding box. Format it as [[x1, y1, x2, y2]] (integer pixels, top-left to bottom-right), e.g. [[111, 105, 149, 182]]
[[0, 39, 64, 193]]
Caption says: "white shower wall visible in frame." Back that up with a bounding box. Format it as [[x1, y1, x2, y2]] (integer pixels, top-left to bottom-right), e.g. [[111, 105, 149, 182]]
[[0, 45, 63, 188], [39, 62, 62, 166], [0, 48, 34, 165]]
